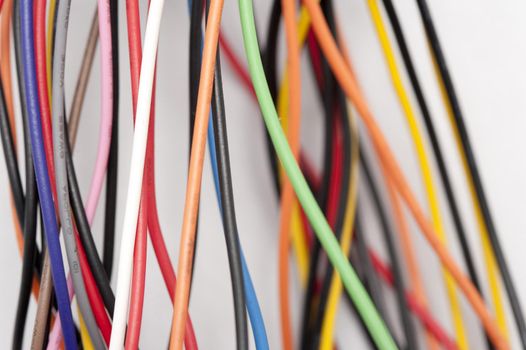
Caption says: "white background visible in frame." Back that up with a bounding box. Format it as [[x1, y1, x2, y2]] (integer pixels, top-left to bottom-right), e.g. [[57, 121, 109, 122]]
[[1, 0, 526, 348]]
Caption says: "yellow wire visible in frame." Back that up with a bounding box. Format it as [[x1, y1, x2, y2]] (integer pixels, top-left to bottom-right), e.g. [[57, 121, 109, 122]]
[[276, 6, 314, 287], [78, 313, 95, 350], [46, 0, 56, 105], [319, 102, 359, 350], [365, 0, 469, 349], [431, 54, 510, 342]]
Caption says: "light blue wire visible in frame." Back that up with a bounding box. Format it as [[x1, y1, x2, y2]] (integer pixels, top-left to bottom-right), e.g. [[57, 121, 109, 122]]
[[187, 1, 269, 348]]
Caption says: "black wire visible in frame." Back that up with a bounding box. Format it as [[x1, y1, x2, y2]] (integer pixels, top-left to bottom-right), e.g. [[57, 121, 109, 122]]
[[299, 1, 346, 347], [64, 115, 115, 315], [6, 73, 37, 350], [209, 38, 249, 350], [188, 0, 204, 288], [202, 0, 248, 347], [262, 0, 282, 195], [310, 91, 351, 350], [0, 75, 25, 223], [380, 1, 491, 347], [103, 0, 119, 280], [13, 0, 43, 275], [415, 1, 526, 347], [360, 148, 417, 349]]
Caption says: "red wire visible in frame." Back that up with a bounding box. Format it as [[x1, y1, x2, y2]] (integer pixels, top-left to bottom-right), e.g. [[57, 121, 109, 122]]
[[218, 33, 254, 97], [34, 0, 111, 339], [222, 27, 459, 349], [126, 195, 148, 350], [369, 251, 459, 350], [124, 1, 198, 348], [75, 231, 112, 344], [34, 0, 56, 197]]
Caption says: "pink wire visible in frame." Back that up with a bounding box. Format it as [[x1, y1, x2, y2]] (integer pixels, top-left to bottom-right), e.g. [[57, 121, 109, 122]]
[[47, 0, 114, 347]]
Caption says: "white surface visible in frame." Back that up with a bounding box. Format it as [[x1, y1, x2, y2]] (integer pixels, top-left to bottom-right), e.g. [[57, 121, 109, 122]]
[[1, 0, 526, 348]]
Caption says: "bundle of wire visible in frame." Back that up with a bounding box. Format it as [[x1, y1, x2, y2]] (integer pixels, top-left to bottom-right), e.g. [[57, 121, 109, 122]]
[[0, 0, 523, 349]]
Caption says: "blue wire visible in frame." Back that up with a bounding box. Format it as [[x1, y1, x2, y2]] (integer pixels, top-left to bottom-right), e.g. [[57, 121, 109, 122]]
[[186, 0, 269, 347], [20, 1, 77, 349], [207, 126, 269, 350]]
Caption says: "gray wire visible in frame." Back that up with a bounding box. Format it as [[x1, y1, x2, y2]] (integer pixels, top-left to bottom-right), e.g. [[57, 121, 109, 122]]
[[51, 0, 105, 348]]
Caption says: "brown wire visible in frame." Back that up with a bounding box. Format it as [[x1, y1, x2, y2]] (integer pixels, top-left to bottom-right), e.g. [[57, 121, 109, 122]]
[[30, 9, 99, 349], [68, 11, 98, 146], [31, 254, 52, 350]]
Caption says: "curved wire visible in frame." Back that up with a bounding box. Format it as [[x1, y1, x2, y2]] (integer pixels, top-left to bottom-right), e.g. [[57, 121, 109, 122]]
[[49, 0, 105, 344], [183, 2, 269, 348], [237, 0, 398, 348], [365, 0, 468, 348], [20, 0, 77, 347], [300, 0, 508, 347], [110, 0, 166, 347], [277, 0, 302, 347], [415, 1, 526, 345], [168, 0, 226, 347]]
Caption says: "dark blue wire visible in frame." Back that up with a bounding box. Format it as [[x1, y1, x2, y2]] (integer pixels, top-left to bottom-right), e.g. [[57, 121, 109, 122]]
[[185, 0, 269, 347], [20, 0, 77, 348]]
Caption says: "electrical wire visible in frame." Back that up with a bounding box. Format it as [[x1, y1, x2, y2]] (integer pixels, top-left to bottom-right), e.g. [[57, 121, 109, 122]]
[[67, 11, 98, 147], [318, 102, 361, 349], [31, 257, 53, 350], [104, 0, 120, 279], [2, 69, 38, 350], [49, 0, 106, 346], [277, 0, 302, 347], [299, 0, 508, 347], [238, 0, 398, 348], [183, 0, 269, 347], [379, 0, 492, 346], [123, 1, 199, 347], [110, 0, 166, 347], [213, 8, 458, 349], [168, 0, 226, 347], [415, 1, 526, 346], [19, 0, 77, 347], [365, 0, 468, 348]]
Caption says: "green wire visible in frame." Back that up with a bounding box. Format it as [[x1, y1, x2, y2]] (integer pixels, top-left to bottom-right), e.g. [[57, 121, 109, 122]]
[[237, 0, 398, 349]]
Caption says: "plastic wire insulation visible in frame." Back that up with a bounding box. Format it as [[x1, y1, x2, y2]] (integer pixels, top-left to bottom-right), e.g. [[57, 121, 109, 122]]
[[124, 0, 198, 347], [205, 1, 250, 349], [416, 1, 524, 344], [49, 0, 106, 346], [84, 0, 113, 226], [365, 0, 468, 348], [45, 0, 56, 96], [237, 0, 398, 348], [277, 0, 302, 347], [103, 0, 120, 279], [125, 190, 148, 350], [319, 103, 361, 350], [68, 11, 98, 146], [300, 0, 508, 347], [20, 0, 77, 346], [168, 0, 224, 347], [110, 0, 166, 347], [185, 1, 268, 348], [378, 0, 491, 345]]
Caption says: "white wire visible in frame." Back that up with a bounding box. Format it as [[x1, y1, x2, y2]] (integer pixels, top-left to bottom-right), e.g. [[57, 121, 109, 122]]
[[109, 0, 165, 348]]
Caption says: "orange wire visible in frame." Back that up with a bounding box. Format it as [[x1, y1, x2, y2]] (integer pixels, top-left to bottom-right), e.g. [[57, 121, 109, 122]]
[[301, 0, 507, 348], [168, 0, 224, 348], [384, 166, 438, 349], [278, 0, 302, 348], [1, 0, 40, 299]]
